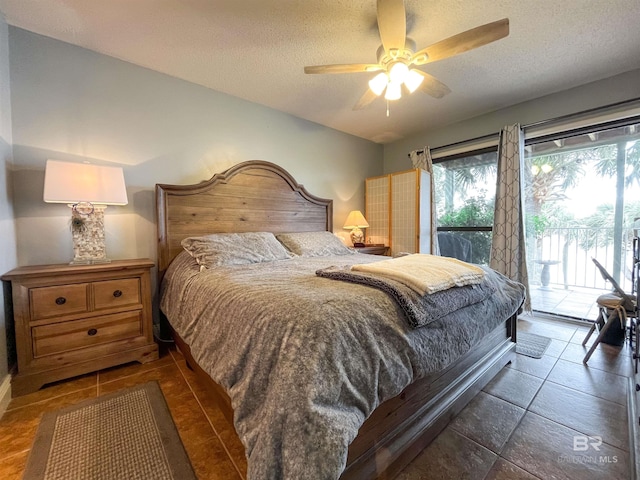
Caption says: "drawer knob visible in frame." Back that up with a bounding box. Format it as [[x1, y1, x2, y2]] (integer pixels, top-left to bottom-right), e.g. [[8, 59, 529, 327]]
[[87, 328, 98, 336], [113, 290, 123, 298], [55, 297, 66, 305]]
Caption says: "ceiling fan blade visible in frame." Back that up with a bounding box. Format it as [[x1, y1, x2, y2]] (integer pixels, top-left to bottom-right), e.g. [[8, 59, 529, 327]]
[[353, 89, 378, 110], [411, 18, 509, 66], [414, 70, 451, 98], [377, 0, 407, 54], [304, 63, 383, 75]]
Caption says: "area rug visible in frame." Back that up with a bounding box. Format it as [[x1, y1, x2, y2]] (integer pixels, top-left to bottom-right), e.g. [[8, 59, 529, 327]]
[[23, 381, 196, 480], [516, 332, 552, 359]]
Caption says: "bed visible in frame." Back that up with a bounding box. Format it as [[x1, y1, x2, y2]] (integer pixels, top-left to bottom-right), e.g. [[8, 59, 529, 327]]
[[156, 160, 525, 480]]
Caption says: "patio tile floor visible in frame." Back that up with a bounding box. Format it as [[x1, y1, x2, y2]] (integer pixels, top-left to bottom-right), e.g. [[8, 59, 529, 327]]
[[529, 285, 610, 321]]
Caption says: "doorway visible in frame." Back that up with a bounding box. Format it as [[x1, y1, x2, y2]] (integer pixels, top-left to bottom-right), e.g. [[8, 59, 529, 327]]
[[523, 121, 640, 320]]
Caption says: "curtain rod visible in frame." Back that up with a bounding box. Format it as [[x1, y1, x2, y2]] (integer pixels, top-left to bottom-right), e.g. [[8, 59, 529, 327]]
[[408, 96, 640, 157], [410, 132, 498, 157], [522, 96, 640, 130]]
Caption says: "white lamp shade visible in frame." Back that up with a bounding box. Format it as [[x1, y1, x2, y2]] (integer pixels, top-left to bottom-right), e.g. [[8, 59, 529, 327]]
[[368, 72, 388, 96], [43, 160, 128, 205], [343, 210, 369, 229], [404, 69, 424, 93], [384, 81, 402, 101], [389, 62, 409, 84]]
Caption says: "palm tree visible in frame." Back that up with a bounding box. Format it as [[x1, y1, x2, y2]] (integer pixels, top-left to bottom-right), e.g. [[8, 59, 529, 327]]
[[527, 136, 640, 284], [594, 140, 640, 187], [524, 150, 602, 216], [524, 143, 626, 285], [523, 151, 585, 284], [434, 152, 497, 217], [592, 138, 640, 281]]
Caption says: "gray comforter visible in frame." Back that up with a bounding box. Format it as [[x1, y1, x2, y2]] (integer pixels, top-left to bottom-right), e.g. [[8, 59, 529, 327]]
[[160, 252, 526, 480]]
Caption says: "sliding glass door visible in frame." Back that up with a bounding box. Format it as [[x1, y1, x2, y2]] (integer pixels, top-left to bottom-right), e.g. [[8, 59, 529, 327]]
[[523, 121, 640, 319]]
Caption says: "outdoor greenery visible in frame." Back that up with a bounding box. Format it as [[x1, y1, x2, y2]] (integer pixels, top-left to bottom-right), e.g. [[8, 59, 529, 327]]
[[438, 194, 494, 264], [523, 138, 640, 285], [524, 141, 640, 246], [434, 156, 497, 265], [576, 202, 640, 249], [434, 130, 640, 282]]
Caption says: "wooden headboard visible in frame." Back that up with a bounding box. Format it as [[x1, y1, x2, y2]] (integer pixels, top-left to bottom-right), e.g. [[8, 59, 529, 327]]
[[156, 160, 333, 280]]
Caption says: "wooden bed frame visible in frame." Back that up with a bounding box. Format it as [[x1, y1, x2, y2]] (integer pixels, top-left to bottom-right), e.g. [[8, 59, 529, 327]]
[[156, 160, 517, 479]]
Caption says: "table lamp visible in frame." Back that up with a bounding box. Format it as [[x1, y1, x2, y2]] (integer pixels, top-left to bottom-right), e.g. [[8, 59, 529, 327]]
[[43, 159, 128, 264], [343, 210, 369, 247]]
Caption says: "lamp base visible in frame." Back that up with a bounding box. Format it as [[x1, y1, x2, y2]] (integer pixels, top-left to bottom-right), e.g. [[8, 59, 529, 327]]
[[70, 205, 111, 265], [350, 227, 365, 246]]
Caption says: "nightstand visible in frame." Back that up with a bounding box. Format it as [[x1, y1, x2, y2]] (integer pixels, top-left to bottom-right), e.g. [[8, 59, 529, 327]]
[[1, 259, 159, 396], [355, 245, 389, 256]]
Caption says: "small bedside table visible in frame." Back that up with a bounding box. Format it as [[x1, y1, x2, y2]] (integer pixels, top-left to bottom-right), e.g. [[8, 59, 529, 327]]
[[2, 259, 159, 396], [355, 245, 389, 256]]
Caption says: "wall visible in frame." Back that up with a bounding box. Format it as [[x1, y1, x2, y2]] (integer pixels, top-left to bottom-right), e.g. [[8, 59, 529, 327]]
[[8, 27, 383, 269], [384, 68, 640, 172], [0, 13, 17, 412]]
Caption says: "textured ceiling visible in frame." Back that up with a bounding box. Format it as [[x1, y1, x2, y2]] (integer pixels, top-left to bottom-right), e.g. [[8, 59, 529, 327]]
[[1, 0, 640, 144]]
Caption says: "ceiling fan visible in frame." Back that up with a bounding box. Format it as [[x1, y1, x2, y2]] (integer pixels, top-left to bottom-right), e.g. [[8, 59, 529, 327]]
[[304, 0, 509, 111]]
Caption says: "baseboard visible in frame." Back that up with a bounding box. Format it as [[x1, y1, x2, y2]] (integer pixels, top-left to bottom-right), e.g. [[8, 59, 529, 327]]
[[529, 310, 592, 326], [0, 373, 11, 417]]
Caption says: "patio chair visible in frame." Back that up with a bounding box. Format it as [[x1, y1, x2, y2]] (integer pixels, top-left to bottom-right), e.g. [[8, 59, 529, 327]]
[[582, 258, 637, 364]]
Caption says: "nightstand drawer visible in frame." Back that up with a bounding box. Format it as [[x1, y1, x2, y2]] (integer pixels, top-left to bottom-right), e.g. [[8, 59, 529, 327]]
[[32, 311, 143, 357], [30, 283, 89, 320], [94, 278, 141, 310]]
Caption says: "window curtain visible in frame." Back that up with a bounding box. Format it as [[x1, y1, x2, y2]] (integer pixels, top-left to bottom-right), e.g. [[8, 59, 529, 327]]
[[409, 147, 439, 255], [490, 124, 532, 311]]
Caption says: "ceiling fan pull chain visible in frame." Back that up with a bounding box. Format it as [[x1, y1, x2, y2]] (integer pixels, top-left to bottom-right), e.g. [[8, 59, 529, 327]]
[[386, 100, 390, 117]]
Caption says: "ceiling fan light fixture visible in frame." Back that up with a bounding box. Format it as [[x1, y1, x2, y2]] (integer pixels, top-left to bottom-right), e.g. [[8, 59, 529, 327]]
[[404, 69, 424, 93], [384, 81, 402, 101], [304, 0, 509, 113], [388, 62, 409, 84], [369, 72, 388, 96]]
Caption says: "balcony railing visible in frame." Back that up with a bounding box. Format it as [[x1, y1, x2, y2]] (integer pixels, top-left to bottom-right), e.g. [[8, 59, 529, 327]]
[[530, 227, 636, 292]]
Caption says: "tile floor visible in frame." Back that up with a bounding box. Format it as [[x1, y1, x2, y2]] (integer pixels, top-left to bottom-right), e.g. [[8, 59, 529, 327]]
[[0, 315, 634, 480], [529, 285, 608, 321], [397, 315, 633, 480]]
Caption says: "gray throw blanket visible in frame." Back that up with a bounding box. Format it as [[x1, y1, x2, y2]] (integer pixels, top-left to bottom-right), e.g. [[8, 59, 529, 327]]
[[316, 265, 495, 328]]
